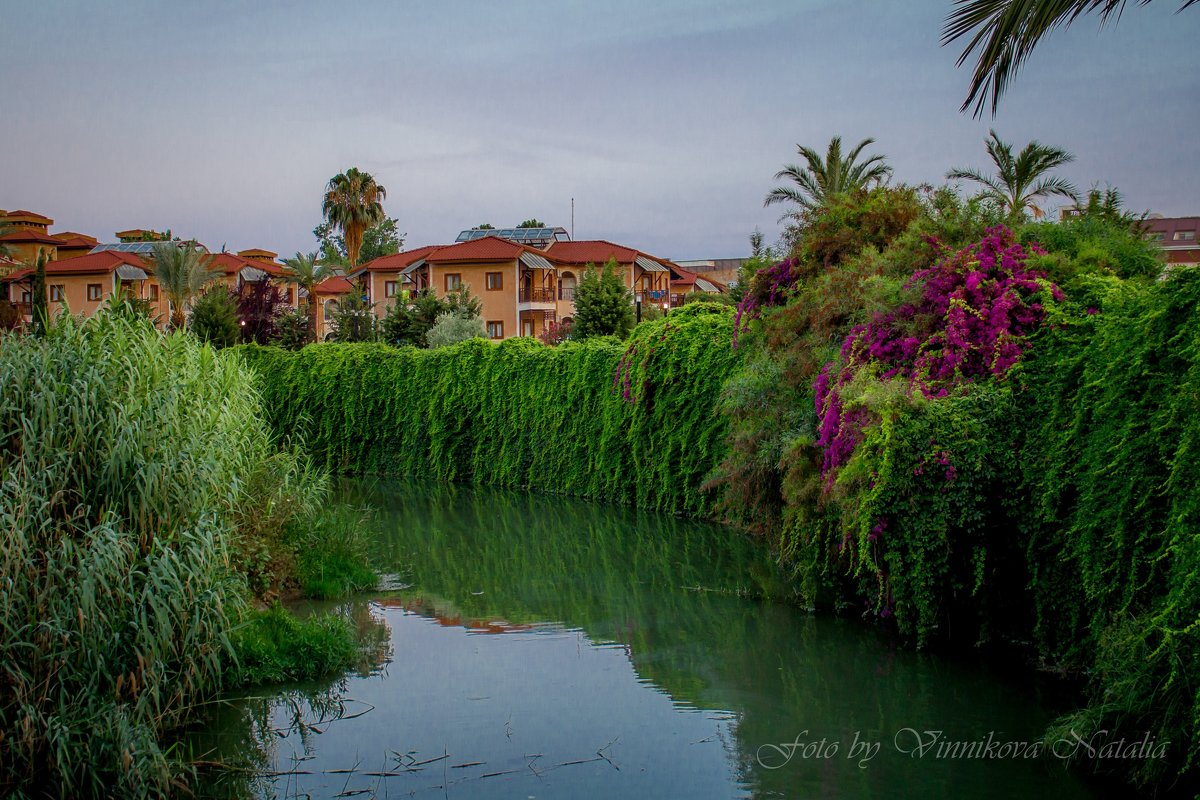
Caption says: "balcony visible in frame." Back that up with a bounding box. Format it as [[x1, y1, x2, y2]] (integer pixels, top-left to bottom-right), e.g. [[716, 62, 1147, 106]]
[[518, 286, 557, 311]]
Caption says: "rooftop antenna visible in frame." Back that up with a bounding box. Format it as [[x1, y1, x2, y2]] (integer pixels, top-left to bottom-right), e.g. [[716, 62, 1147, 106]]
[[571, 198, 575, 240]]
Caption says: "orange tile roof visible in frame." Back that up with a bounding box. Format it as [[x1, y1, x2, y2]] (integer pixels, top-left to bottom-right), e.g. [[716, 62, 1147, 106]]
[[54, 236, 98, 249], [52, 231, 98, 243], [313, 276, 354, 295], [5, 250, 148, 281], [0, 230, 65, 245], [208, 252, 285, 277], [236, 248, 278, 259], [363, 244, 445, 272], [546, 240, 640, 265], [425, 236, 527, 263], [3, 210, 53, 224]]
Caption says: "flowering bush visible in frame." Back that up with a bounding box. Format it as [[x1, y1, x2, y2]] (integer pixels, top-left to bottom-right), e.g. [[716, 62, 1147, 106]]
[[732, 257, 803, 346], [815, 227, 1058, 479], [539, 318, 573, 346]]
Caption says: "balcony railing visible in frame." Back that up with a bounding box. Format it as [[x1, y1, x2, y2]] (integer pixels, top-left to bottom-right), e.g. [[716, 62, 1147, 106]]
[[519, 287, 556, 303]]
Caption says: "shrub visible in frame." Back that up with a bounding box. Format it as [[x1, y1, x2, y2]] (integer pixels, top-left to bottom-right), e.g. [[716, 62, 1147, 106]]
[[189, 286, 240, 348], [425, 310, 485, 348], [573, 258, 634, 339], [271, 307, 313, 350]]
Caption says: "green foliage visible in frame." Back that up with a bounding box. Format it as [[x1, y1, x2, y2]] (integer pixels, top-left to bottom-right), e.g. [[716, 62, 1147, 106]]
[[289, 504, 379, 599], [233, 304, 742, 516], [1019, 213, 1163, 285], [0, 312, 377, 797], [227, 605, 360, 687], [328, 285, 378, 343], [381, 287, 444, 347], [314, 216, 405, 266], [573, 258, 634, 340], [189, 287, 240, 348], [445, 283, 482, 319], [271, 307, 313, 350], [1014, 269, 1200, 783], [152, 242, 223, 331], [426, 311, 486, 348], [30, 250, 48, 335], [517, 218, 546, 228]]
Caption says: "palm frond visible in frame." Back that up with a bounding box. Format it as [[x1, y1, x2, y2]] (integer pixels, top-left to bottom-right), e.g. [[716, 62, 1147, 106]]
[[943, 0, 1194, 117]]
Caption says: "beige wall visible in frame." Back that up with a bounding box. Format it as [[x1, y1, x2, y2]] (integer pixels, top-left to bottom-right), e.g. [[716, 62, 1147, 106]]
[[431, 260, 520, 341]]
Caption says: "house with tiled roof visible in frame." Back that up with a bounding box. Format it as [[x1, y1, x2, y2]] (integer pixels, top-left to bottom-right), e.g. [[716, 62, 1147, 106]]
[[355, 230, 716, 341], [1141, 216, 1199, 266], [4, 249, 168, 323]]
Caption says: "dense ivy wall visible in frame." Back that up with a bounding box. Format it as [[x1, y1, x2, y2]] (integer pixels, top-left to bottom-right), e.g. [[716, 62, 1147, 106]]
[[1013, 270, 1200, 781], [233, 304, 740, 516]]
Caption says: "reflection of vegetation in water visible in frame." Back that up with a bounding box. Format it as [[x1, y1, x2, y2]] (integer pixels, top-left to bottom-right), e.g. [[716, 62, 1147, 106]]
[[186, 603, 391, 799], [346, 479, 1090, 799]]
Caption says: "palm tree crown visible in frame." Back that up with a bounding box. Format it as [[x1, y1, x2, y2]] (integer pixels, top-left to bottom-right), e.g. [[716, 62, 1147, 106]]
[[764, 136, 892, 216], [322, 168, 387, 268], [947, 130, 1078, 222], [944, 0, 1197, 117], [152, 242, 222, 331], [282, 251, 337, 341]]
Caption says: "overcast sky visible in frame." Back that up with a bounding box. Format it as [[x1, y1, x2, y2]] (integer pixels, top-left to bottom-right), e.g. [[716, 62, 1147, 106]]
[[2, 1, 1196, 259]]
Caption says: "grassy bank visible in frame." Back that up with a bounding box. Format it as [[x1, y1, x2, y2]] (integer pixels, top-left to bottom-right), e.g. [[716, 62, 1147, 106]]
[[0, 313, 374, 798], [233, 302, 742, 517]]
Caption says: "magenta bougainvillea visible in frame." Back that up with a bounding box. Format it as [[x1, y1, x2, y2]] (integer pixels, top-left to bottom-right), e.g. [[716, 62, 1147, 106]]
[[732, 257, 802, 346], [815, 227, 1059, 480]]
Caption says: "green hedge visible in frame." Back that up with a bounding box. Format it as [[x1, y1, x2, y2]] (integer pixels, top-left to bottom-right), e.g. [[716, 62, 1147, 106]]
[[232, 303, 742, 516]]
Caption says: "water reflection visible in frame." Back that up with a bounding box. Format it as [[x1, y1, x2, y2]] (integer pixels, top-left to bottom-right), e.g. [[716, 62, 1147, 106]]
[[191, 479, 1108, 799]]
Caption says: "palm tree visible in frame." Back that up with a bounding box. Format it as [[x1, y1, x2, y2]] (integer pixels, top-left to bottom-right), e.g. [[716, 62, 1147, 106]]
[[322, 168, 387, 268], [944, 0, 1197, 117], [152, 242, 222, 331], [281, 251, 337, 342], [947, 131, 1078, 223], [764, 136, 892, 217]]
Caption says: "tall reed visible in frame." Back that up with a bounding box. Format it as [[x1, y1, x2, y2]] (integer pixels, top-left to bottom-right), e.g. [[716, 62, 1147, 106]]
[[0, 314, 334, 797]]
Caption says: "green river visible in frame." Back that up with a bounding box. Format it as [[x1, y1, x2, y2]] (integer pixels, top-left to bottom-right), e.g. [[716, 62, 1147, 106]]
[[191, 479, 1114, 799]]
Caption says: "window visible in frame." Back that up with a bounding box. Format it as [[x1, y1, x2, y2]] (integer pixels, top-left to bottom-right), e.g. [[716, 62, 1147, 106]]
[[385, 280, 397, 297], [20, 291, 31, 304], [1146, 232, 1165, 241], [1174, 231, 1195, 241], [286, 287, 295, 304], [49, 285, 65, 302], [87, 283, 103, 301], [486, 320, 503, 339], [148, 284, 159, 301], [445, 273, 462, 292], [486, 272, 503, 290]]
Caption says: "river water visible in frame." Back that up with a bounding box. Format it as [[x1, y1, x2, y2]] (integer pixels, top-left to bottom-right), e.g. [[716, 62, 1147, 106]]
[[191, 479, 1109, 799]]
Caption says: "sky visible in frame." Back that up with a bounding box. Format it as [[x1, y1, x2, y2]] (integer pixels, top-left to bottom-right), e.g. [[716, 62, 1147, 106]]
[[2, 0, 1197, 259]]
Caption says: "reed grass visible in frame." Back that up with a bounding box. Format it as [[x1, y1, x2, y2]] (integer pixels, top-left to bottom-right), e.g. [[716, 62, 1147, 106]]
[[0, 313, 372, 797]]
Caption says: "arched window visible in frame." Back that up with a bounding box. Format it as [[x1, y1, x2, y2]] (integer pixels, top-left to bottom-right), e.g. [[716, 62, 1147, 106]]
[[559, 271, 577, 300]]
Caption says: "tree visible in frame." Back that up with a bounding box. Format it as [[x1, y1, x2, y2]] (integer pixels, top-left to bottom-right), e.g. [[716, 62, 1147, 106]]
[[425, 311, 486, 348], [327, 283, 378, 342], [517, 219, 545, 228], [29, 249, 49, 336], [152, 242, 223, 331], [382, 288, 445, 347], [189, 287, 240, 348], [947, 130, 1078, 223], [235, 280, 289, 344], [445, 284, 482, 319], [764, 136, 892, 217], [271, 308, 313, 350], [473, 223, 495, 230], [573, 259, 634, 340], [313, 217, 405, 267], [322, 168, 387, 267], [281, 251, 337, 341], [944, 0, 1197, 117]]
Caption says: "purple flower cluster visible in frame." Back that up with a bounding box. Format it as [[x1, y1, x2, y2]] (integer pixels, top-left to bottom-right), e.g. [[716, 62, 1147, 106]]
[[733, 258, 802, 346], [815, 227, 1056, 481]]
